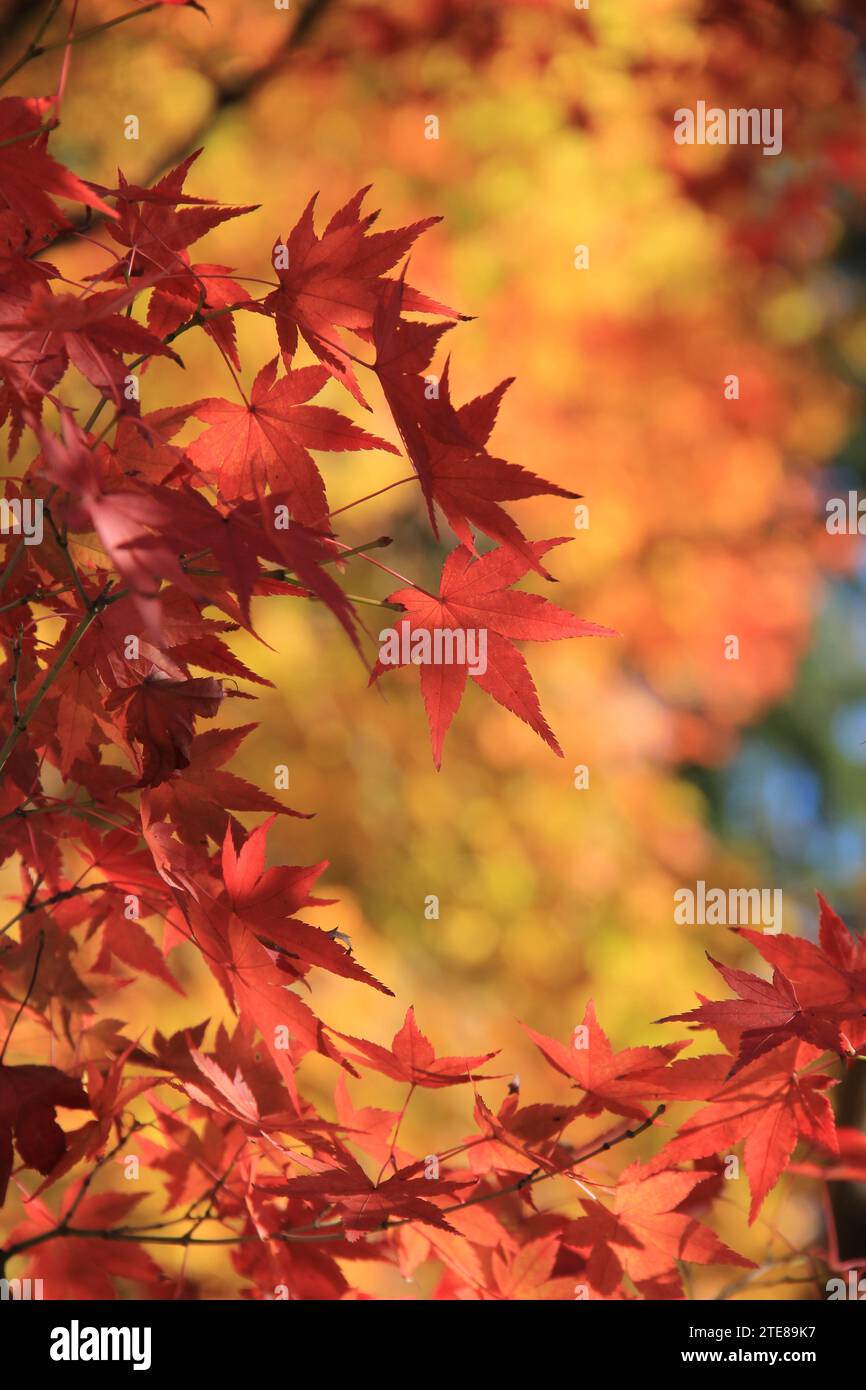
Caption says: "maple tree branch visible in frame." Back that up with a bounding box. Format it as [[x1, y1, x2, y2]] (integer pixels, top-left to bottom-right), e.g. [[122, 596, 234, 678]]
[[0, 537, 27, 599], [9, 624, 22, 722], [0, 1115, 154, 1278], [420, 1104, 668, 1226], [0, 1, 163, 90], [184, 1141, 249, 1240], [81, 300, 259, 435], [0, 927, 44, 1060], [0, 0, 63, 89], [0, 881, 104, 939], [44, 506, 94, 612], [0, 1103, 669, 1271], [0, 583, 113, 777], [0, 582, 74, 614]]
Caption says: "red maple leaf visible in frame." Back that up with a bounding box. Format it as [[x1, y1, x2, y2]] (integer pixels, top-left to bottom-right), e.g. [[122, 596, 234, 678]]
[[371, 540, 613, 766], [263, 186, 461, 404], [220, 819, 391, 995], [523, 1000, 688, 1120], [488, 1234, 580, 1300], [734, 892, 866, 1016], [88, 151, 256, 367], [644, 1042, 839, 1222], [0, 97, 115, 244], [105, 668, 223, 787], [145, 723, 306, 847], [0, 1063, 90, 1202], [565, 1165, 755, 1298], [5, 1190, 164, 1298], [372, 277, 577, 573], [13, 282, 181, 403], [658, 953, 858, 1075], [268, 1150, 474, 1233], [187, 357, 400, 521], [335, 1006, 498, 1088]]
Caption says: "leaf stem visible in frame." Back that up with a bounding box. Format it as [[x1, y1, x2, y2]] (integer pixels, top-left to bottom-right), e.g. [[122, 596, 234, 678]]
[[0, 583, 112, 778]]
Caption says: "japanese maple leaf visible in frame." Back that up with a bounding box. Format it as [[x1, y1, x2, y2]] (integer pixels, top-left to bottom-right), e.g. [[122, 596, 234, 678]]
[[0, 1063, 90, 1204], [814, 891, 866, 974], [0, 97, 115, 242], [270, 1150, 473, 1233], [371, 540, 614, 767], [232, 1228, 349, 1301], [263, 186, 461, 405], [183, 1050, 261, 1126], [93, 910, 184, 995], [140, 808, 203, 902], [90, 151, 256, 365], [335, 1006, 498, 1088], [220, 819, 391, 995], [37, 412, 189, 627], [373, 277, 576, 574], [0, 282, 67, 447], [565, 1166, 754, 1298], [28, 1047, 155, 1196], [523, 1000, 688, 1120], [15, 283, 181, 403], [187, 357, 399, 521], [146, 724, 306, 847], [102, 404, 193, 486], [222, 915, 352, 1102], [487, 1234, 580, 1301], [147, 261, 251, 369], [735, 892, 866, 1014], [644, 1042, 839, 1222], [134, 1021, 340, 1141], [4, 1190, 164, 1296], [658, 952, 858, 1076], [222, 817, 331, 918], [96, 152, 255, 282], [105, 667, 223, 787], [467, 1091, 583, 1180], [333, 1074, 415, 1170], [155, 487, 362, 646]]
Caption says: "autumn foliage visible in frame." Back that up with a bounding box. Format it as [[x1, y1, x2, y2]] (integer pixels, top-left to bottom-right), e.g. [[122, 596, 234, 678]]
[[0, 0, 865, 1301]]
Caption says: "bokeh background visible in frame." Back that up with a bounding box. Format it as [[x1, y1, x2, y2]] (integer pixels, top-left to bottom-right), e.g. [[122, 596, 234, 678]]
[[2, 0, 866, 1297]]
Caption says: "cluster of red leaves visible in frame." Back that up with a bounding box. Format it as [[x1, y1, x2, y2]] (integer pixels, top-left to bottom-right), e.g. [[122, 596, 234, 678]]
[[0, 11, 864, 1302]]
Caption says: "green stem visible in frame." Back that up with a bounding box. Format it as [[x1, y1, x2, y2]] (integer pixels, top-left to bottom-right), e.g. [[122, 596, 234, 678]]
[[0, 586, 111, 778], [83, 301, 256, 435]]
